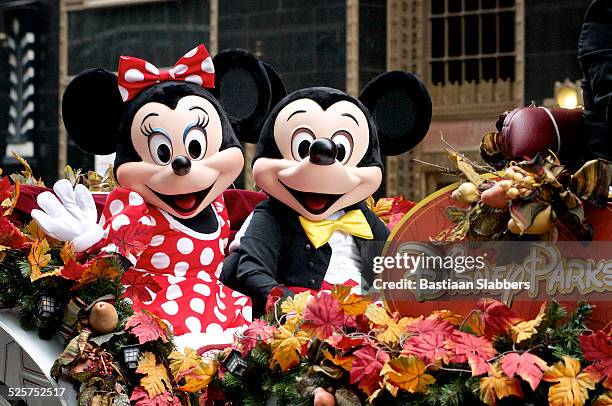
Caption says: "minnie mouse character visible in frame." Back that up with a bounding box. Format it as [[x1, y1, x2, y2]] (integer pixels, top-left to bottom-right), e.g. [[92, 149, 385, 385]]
[[31, 44, 282, 347], [224, 71, 432, 314]]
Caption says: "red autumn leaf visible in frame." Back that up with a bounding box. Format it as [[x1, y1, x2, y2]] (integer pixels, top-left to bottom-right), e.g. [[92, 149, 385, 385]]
[[349, 345, 390, 396], [125, 311, 169, 345], [388, 196, 416, 230], [302, 292, 345, 340], [130, 386, 181, 406], [121, 268, 162, 303], [240, 319, 278, 355], [477, 298, 522, 338], [500, 352, 549, 391], [108, 222, 153, 257], [404, 332, 452, 365], [407, 315, 456, 337], [580, 328, 612, 385], [326, 333, 365, 351], [0, 216, 28, 249], [60, 258, 86, 281], [265, 286, 286, 314], [0, 177, 12, 202], [446, 331, 496, 376]]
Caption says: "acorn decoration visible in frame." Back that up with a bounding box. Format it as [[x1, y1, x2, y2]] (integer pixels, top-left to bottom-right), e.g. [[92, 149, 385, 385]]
[[88, 301, 119, 335]]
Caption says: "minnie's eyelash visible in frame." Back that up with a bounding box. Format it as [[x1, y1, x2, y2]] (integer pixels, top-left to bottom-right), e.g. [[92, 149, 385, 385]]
[[141, 122, 155, 137], [195, 113, 209, 128]]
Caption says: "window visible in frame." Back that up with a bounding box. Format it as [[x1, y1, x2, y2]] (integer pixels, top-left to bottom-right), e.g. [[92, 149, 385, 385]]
[[429, 0, 515, 85]]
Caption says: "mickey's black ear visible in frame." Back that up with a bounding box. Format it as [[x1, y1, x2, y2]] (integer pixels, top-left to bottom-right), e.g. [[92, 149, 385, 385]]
[[359, 71, 432, 156], [261, 61, 287, 107], [62, 68, 123, 155], [213, 49, 284, 143]]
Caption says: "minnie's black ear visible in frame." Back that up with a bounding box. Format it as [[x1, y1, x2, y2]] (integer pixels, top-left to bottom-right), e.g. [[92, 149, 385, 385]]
[[213, 49, 284, 143], [62, 68, 123, 155], [359, 71, 432, 156]]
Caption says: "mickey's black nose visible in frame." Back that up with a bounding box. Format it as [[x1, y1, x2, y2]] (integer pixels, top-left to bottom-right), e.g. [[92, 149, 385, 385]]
[[172, 155, 191, 176], [309, 138, 337, 166]]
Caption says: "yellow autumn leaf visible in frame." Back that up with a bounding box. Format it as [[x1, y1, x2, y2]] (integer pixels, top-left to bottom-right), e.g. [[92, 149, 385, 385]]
[[465, 310, 485, 336], [1, 181, 19, 216], [432, 310, 463, 326], [511, 302, 546, 343], [178, 359, 218, 393], [136, 352, 172, 398], [28, 239, 51, 281], [270, 326, 309, 371], [24, 220, 47, 241], [381, 355, 435, 396], [60, 242, 75, 265], [447, 150, 482, 186], [480, 362, 524, 405], [594, 392, 612, 406], [72, 258, 119, 290], [168, 347, 201, 379], [332, 285, 370, 316], [365, 304, 413, 344], [280, 291, 310, 317], [543, 356, 597, 406], [322, 349, 353, 371]]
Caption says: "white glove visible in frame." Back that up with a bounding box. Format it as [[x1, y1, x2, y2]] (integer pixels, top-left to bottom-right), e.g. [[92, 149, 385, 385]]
[[31, 179, 105, 252]]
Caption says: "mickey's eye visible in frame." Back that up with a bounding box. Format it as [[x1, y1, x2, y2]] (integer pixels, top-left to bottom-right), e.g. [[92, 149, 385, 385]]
[[184, 127, 207, 160], [291, 128, 315, 161], [332, 131, 353, 164], [148, 133, 173, 165]]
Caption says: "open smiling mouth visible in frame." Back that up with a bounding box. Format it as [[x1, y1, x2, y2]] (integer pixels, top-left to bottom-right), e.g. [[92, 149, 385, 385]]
[[149, 185, 212, 215], [280, 181, 343, 215]]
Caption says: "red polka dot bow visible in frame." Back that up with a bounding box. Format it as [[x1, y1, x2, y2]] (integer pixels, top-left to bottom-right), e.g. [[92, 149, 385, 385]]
[[117, 44, 215, 102]]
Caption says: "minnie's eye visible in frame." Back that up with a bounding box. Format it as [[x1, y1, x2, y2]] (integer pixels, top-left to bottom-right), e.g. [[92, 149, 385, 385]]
[[184, 127, 207, 160], [332, 131, 353, 164], [291, 128, 315, 161], [148, 133, 173, 165]]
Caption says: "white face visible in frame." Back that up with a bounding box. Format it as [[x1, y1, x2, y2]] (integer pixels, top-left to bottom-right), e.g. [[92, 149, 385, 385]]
[[253, 98, 382, 221], [116, 95, 243, 219]]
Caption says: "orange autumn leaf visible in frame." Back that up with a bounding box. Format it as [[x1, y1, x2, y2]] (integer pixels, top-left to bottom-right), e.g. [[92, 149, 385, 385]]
[[270, 325, 309, 371], [594, 392, 612, 406], [1, 180, 19, 216], [322, 348, 353, 371], [28, 239, 51, 281], [381, 355, 435, 396], [432, 309, 464, 326], [365, 303, 413, 344], [24, 220, 47, 241], [480, 362, 524, 405], [465, 311, 485, 336], [177, 359, 218, 393], [511, 301, 546, 343], [332, 285, 370, 316], [543, 356, 597, 406], [60, 242, 75, 265], [136, 352, 172, 398], [72, 258, 119, 290]]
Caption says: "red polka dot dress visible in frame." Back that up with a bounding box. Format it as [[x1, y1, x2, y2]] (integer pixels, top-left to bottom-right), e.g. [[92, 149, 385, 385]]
[[101, 188, 252, 346]]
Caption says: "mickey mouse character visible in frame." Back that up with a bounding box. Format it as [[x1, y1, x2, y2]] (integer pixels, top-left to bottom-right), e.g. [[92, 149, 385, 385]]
[[31, 44, 283, 347], [224, 71, 432, 314]]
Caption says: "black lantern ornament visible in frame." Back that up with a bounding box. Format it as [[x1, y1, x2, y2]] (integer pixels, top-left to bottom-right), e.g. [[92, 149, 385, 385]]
[[222, 349, 247, 377], [122, 344, 141, 369], [37, 294, 58, 339]]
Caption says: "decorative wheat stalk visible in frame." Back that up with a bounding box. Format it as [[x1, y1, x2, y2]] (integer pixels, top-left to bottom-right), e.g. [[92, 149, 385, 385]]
[[6, 18, 36, 142]]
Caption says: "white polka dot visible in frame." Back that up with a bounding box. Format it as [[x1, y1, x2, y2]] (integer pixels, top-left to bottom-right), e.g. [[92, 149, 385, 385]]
[[206, 322, 222, 335], [138, 216, 153, 226], [177, 237, 194, 254], [186, 316, 202, 333], [151, 252, 170, 269], [234, 297, 249, 307], [200, 247, 214, 266], [166, 284, 182, 300], [185, 74, 203, 86], [118, 85, 128, 101], [124, 68, 144, 83], [242, 306, 252, 321], [215, 263, 223, 278], [167, 275, 185, 284], [214, 306, 228, 322], [201, 57, 214, 73], [145, 62, 159, 75], [197, 271, 212, 282], [168, 69, 176, 79], [161, 300, 179, 315], [111, 214, 130, 231], [174, 261, 188, 277], [150, 235, 164, 246], [193, 283, 211, 296], [214, 202, 223, 212], [109, 199, 124, 215], [129, 191, 144, 206], [173, 64, 188, 76], [190, 298, 205, 314], [219, 238, 225, 253], [184, 46, 199, 58]]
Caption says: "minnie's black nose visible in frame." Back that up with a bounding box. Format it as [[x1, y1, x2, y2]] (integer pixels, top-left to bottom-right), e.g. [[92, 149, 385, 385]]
[[309, 138, 337, 166], [172, 155, 191, 176]]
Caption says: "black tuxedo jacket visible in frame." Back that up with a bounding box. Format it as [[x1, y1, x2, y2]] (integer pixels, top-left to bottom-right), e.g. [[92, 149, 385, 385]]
[[222, 198, 390, 315]]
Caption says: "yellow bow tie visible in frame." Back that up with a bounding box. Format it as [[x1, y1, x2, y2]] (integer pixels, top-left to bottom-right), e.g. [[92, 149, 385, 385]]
[[299, 210, 374, 249]]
